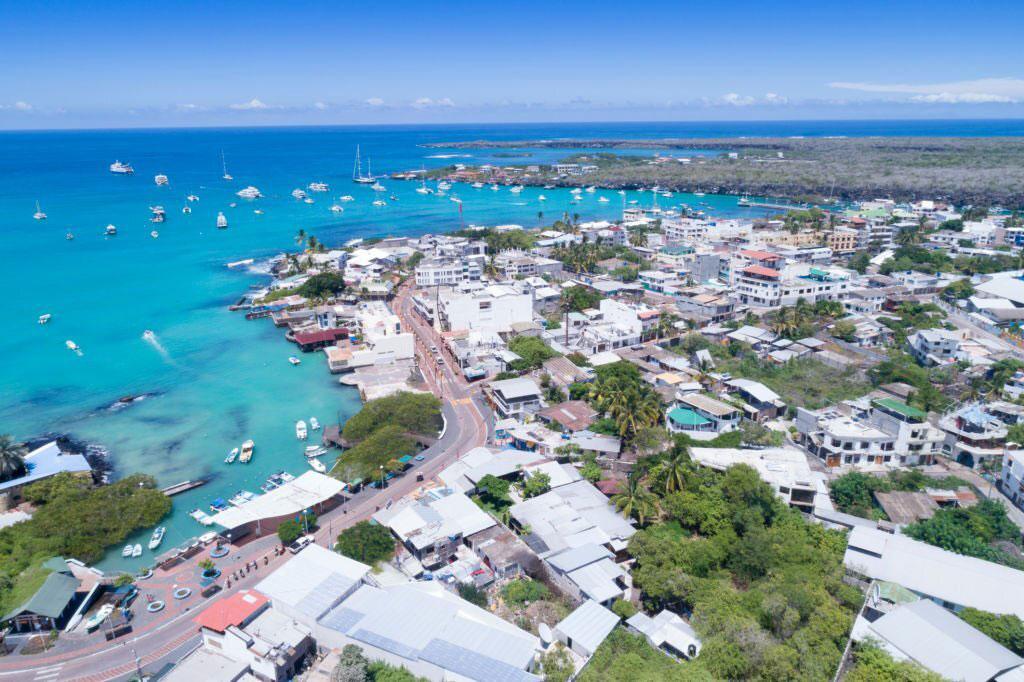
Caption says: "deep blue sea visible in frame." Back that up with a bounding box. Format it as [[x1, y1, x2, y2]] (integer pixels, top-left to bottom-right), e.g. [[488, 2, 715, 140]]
[[0, 119, 1019, 570]]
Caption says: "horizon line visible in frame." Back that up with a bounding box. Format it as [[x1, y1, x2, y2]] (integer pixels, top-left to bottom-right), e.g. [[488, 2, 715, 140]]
[[3, 115, 1024, 135]]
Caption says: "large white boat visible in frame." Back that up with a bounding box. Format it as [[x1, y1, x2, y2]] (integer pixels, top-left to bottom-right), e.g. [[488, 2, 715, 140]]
[[110, 160, 134, 175], [148, 526, 165, 550], [236, 186, 262, 199], [239, 439, 255, 463], [33, 201, 46, 220], [295, 420, 308, 440], [216, 212, 228, 229], [308, 182, 329, 192], [221, 150, 233, 181], [291, 188, 307, 200], [352, 145, 375, 184], [154, 174, 169, 186]]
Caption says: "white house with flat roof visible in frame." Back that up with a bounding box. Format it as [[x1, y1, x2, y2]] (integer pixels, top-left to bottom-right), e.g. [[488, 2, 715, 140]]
[[553, 600, 620, 659]]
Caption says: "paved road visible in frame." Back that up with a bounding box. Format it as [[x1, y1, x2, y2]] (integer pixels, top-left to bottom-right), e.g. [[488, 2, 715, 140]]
[[2, 282, 489, 681], [941, 459, 1024, 530]]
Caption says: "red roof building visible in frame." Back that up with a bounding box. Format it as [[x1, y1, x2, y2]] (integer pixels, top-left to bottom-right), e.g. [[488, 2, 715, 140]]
[[194, 590, 269, 633], [742, 265, 782, 279], [738, 249, 783, 263], [291, 328, 348, 352]]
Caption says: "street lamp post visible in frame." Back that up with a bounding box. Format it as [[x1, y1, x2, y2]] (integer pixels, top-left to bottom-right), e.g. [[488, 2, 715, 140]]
[[379, 465, 385, 489]]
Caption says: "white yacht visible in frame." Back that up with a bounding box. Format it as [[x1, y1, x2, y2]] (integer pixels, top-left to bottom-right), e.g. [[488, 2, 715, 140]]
[[598, 196, 610, 203], [415, 178, 433, 195], [182, 206, 192, 215], [438, 181, 452, 191], [148, 526, 165, 550], [308, 182, 329, 192], [570, 187, 582, 195], [66, 340, 80, 352], [289, 356, 301, 365], [150, 230, 159, 239], [291, 188, 307, 200], [303, 197, 314, 204], [239, 439, 255, 463], [236, 186, 262, 199], [221, 150, 233, 180], [490, 184, 499, 191], [105, 224, 118, 236], [33, 201, 46, 220], [372, 198, 386, 207], [131, 544, 142, 558], [216, 212, 228, 229], [310, 417, 320, 430], [154, 174, 169, 186], [340, 195, 355, 202], [585, 186, 596, 193], [509, 185, 524, 194], [538, 195, 547, 202], [254, 209, 264, 215], [38, 314, 51, 325], [330, 204, 344, 213], [295, 420, 308, 440], [450, 196, 462, 204], [187, 193, 199, 202], [370, 182, 386, 192], [109, 161, 134, 175], [225, 447, 239, 464], [471, 182, 484, 189], [308, 458, 326, 474]]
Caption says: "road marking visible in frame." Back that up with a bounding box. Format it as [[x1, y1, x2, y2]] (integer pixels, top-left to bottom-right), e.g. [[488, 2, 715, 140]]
[[33, 665, 62, 681]]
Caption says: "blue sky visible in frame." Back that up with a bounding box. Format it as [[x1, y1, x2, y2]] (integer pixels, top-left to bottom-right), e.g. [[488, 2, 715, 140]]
[[2, 0, 1024, 128]]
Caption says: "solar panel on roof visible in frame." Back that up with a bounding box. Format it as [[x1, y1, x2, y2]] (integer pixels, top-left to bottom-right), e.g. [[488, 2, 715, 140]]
[[419, 639, 537, 682], [295, 573, 356, 619], [319, 605, 366, 633], [351, 629, 420, 660]]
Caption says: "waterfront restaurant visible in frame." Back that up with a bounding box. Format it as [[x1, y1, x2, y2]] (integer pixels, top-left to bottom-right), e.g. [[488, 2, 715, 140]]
[[209, 472, 346, 542]]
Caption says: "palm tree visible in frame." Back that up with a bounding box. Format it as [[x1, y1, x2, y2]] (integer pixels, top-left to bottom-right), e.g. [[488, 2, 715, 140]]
[[612, 475, 659, 526], [629, 231, 646, 248], [0, 435, 27, 484], [307, 235, 319, 253], [661, 442, 689, 495], [294, 229, 307, 248]]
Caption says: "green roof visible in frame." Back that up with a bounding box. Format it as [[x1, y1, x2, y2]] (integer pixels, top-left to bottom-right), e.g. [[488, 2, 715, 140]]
[[873, 398, 927, 421], [875, 581, 919, 606], [41, 557, 70, 574], [668, 407, 712, 427], [4, 571, 79, 622]]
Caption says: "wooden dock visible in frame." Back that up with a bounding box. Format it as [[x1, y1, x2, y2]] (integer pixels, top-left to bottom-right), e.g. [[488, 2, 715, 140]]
[[161, 478, 208, 497]]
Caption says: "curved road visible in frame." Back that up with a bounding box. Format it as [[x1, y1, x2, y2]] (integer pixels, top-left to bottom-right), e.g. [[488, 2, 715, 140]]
[[2, 281, 488, 681]]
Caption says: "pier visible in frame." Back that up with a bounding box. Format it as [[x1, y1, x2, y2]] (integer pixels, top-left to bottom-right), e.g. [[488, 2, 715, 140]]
[[738, 199, 811, 211], [161, 478, 209, 497]]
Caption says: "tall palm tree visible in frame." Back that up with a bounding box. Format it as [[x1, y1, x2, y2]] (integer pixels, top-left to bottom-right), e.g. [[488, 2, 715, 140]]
[[661, 442, 689, 495], [294, 229, 307, 247], [0, 436, 27, 484], [307, 235, 319, 253], [612, 475, 659, 526]]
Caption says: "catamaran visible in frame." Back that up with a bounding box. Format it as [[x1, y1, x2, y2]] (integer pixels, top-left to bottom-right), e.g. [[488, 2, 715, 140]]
[[216, 212, 228, 229], [110, 161, 134, 175], [352, 145, 375, 184], [33, 201, 46, 220], [221, 150, 233, 180]]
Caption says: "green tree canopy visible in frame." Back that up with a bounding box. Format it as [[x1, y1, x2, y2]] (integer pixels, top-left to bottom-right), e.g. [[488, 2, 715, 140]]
[[335, 521, 395, 565]]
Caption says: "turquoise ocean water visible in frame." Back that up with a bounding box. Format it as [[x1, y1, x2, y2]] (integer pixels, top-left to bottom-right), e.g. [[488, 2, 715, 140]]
[[0, 121, 1017, 570]]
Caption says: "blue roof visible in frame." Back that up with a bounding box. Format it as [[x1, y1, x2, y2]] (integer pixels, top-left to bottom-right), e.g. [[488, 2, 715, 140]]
[[0, 442, 91, 493]]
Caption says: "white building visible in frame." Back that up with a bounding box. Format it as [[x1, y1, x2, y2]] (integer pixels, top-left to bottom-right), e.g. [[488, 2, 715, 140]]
[[690, 447, 819, 511], [438, 285, 533, 334], [489, 377, 543, 420], [414, 257, 482, 287]]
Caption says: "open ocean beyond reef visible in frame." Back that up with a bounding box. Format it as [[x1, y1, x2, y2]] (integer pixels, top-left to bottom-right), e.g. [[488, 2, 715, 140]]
[[0, 119, 1019, 570]]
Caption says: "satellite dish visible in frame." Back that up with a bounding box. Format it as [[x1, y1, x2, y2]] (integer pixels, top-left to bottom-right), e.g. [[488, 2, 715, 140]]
[[538, 623, 553, 645]]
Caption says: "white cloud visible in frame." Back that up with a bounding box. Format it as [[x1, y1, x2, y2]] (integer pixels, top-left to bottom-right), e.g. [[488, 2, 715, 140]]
[[176, 103, 202, 112], [365, 97, 385, 107], [411, 97, 455, 109], [313, 101, 329, 110], [0, 101, 33, 111], [721, 93, 756, 106], [229, 98, 271, 110], [763, 92, 788, 105], [828, 77, 1024, 103]]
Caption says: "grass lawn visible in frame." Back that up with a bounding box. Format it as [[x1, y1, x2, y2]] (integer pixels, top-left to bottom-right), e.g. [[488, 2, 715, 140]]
[[718, 356, 872, 410]]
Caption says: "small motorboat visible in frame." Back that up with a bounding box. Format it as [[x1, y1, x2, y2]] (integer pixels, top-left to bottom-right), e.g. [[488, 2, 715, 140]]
[[296, 420, 308, 440], [310, 417, 320, 431], [304, 445, 328, 459], [239, 439, 255, 463], [122, 545, 133, 557], [66, 340, 81, 353], [254, 209, 264, 215], [106, 224, 117, 236], [538, 195, 546, 201], [288, 356, 301, 366], [291, 188, 307, 200], [303, 197, 314, 204], [225, 447, 239, 464], [228, 490, 256, 506], [209, 497, 230, 512], [372, 199, 386, 207], [182, 205, 192, 214], [131, 544, 142, 558], [85, 604, 115, 631], [154, 174, 169, 186], [598, 196, 609, 203], [340, 195, 354, 202], [309, 458, 326, 473], [148, 526, 165, 550], [189, 509, 213, 525], [330, 204, 344, 213], [187, 193, 199, 202], [150, 231, 159, 239], [66, 232, 75, 240], [38, 314, 51, 325]]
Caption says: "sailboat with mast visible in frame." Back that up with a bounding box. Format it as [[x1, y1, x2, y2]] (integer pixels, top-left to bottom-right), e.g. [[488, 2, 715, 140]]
[[352, 145, 375, 184], [221, 150, 233, 181]]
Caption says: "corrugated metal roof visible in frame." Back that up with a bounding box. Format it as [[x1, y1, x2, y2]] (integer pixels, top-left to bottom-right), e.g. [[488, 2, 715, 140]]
[[554, 600, 619, 655]]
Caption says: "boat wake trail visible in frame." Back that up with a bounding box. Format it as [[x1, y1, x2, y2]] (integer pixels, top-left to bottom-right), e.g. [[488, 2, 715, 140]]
[[142, 330, 175, 364]]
